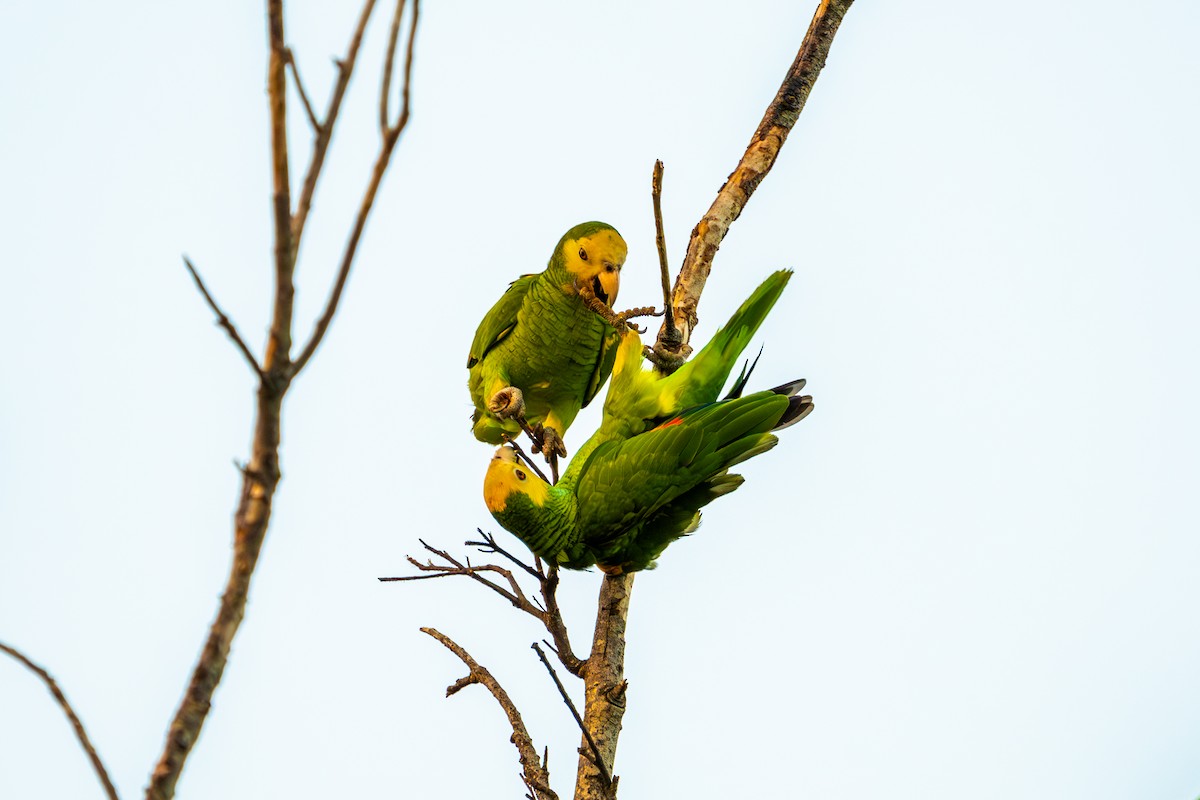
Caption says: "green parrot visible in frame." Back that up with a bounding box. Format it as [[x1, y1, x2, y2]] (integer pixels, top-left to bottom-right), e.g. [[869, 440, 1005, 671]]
[[482, 270, 813, 572], [467, 221, 628, 463]]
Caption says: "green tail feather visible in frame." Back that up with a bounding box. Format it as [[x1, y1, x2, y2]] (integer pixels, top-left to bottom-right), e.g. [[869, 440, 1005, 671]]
[[670, 269, 792, 405]]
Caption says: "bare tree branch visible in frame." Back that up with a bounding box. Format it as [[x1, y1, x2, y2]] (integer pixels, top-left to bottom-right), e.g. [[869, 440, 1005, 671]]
[[541, 564, 583, 677], [381, 539, 546, 616], [532, 644, 610, 789], [467, 528, 544, 581], [654, 0, 856, 363], [145, 2, 419, 796], [379, 0, 406, 134], [650, 160, 676, 346], [573, 574, 632, 800], [503, 437, 552, 486], [291, 0, 419, 376], [384, 536, 586, 676], [1, 641, 120, 800], [284, 48, 321, 131], [422, 628, 559, 800], [182, 257, 265, 380], [575, 4, 855, 797], [290, 0, 380, 251]]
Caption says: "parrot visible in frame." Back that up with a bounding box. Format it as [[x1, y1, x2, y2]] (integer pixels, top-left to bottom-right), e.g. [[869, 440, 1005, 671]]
[[467, 221, 630, 468], [482, 270, 813, 572]]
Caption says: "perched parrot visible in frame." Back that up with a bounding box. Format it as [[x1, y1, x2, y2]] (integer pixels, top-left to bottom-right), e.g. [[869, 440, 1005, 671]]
[[467, 221, 628, 464], [483, 270, 813, 572]]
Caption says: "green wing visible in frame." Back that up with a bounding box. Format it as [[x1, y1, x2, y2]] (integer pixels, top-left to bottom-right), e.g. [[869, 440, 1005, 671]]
[[581, 325, 621, 408], [467, 274, 537, 368], [574, 392, 788, 570]]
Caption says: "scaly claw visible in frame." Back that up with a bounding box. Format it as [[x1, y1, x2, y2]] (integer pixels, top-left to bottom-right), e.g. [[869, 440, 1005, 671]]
[[487, 386, 525, 420], [578, 282, 662, 332], [539, 425, 567, 461], [529, 423, 565, 484], [612, 305, 663, 334]]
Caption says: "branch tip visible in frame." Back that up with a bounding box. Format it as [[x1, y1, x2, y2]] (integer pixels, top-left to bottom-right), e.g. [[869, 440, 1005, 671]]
[[182, 256, 265, 380]]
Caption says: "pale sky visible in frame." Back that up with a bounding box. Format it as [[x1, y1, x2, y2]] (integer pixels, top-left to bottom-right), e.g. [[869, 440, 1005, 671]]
[[2, 2, 1199, 799]]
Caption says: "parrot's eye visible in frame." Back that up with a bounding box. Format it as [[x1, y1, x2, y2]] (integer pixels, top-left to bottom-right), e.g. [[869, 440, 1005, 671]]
[[514, 469, 527, 481], [606, 264, 617, 273], [578, 247, 588, 262]]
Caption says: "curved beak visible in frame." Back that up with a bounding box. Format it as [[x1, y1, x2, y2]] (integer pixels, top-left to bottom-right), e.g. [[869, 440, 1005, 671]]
[[594, 266, 621, 307]]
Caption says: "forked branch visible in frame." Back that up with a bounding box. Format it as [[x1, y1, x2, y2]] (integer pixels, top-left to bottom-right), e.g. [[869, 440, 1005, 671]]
[[422, 628, 559, 800], [182, 257, 265, 380], [576, 3, 856, 797], [382, 534, 584, 675], [291, 0, 419, 376], [149, 2, 419, 797]]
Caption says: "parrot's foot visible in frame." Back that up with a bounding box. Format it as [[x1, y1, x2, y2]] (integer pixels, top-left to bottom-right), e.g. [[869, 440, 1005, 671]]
[[529, 423, 567, 461], [527, 423, 565, 483], [487, 386, 525, 420], [611, 304, 663, 335], [578, 281, 663, 333], [643, 342, 693, 375]]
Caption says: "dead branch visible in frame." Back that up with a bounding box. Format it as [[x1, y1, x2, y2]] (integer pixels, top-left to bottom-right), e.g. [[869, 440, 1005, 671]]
[[422, 628, 559, 800], [532, 644, 610, 788], [504, 437, 552, 486], [381, 539, 544, 617], [289, 0, 379, 251], [573, 574, 632, 800], [650, 160, 676, 346], [284, 48, 320, 131], [577, 7, 856, 794], [1, 641, 120, 800], [467, 529, 544, 580], [292, 0, 418, 376], [383, 536, 585, 676], [652, 0, 855, 366], [182, 257, 265, 379], [145, 2, 418, 797], [540, 563, 584, 676]]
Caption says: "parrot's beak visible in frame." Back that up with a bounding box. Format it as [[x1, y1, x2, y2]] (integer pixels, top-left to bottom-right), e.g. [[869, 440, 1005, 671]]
[[595, 266, 620, 307]]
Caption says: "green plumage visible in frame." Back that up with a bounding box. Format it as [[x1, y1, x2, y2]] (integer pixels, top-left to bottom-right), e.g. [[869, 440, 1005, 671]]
[[483, 271, 812, 572], [467, 222, 625, 445]]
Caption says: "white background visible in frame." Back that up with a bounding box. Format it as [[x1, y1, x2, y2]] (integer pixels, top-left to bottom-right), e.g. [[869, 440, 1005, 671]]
[[2, 1, 1198, 798]]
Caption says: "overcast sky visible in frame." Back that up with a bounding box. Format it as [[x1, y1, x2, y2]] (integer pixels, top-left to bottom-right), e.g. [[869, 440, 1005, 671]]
[[2, 2, 1199, 799]]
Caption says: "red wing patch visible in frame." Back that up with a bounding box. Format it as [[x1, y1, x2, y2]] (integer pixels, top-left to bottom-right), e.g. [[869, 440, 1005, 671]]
[[650, 417, 684, 432]]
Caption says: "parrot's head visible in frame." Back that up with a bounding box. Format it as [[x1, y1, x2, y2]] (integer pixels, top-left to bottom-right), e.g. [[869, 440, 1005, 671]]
[[484, 446, 551, 513], [557, 221, 627, 307]]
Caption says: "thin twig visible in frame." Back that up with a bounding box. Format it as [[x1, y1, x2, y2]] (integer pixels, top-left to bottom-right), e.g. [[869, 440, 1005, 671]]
[[541, 563, 583, 676], [291, 0, 419, 376], [182, 257, 265, 380], [503, 437, 552, 485], [379, 0, 406, 134], [384, 535, 583, 673], [466, 529, 544, 580], [532, 643, 610, 788], [284, 48, 320, 131], [380, 539, 544, 618], [1, 642, 120, 800], [651, 160, 676, 345], [422, 628, 558, 800], [290, 0, 380, 251], [265, 0, 295, 370]]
